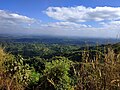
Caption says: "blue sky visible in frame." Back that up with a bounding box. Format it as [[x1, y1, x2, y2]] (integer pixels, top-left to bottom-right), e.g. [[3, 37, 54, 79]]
[[0, 0, 120, 38]]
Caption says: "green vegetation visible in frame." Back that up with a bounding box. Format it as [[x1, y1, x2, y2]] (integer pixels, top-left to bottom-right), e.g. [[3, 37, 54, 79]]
[[0, 42, 120, 90]]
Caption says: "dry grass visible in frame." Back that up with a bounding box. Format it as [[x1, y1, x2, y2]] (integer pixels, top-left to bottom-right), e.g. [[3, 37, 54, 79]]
[[75, 48, 120, 90]]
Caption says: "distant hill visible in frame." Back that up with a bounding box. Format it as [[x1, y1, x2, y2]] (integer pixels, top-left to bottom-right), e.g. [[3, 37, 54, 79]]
[[0, 35, 120, 45]]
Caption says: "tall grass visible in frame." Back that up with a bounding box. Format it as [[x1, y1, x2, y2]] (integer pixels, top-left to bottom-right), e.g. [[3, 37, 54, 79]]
[[75, 48, 120, 90]]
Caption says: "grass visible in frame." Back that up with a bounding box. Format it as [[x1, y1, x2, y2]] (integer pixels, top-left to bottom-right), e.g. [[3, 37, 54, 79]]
[[74, 48, 120, 90]]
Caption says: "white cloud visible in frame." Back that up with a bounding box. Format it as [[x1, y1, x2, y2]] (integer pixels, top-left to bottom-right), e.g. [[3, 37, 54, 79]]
[[38, 21, 119, 38], [45, 6, 120, 22], [0, 10, 37, 34], [0, 10, 35, 26], [100, 20, 120, 29], [44, 6, 120, 38], [0, 8, 119, 38], [42, 22, 91, 30]]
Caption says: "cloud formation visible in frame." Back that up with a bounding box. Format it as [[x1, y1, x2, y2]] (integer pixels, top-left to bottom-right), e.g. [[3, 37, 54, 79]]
[[42, 22, 91, 29], [39, 21, 119, 38], [0, 10, 35, 26], [0, 10, 37, 34], [43, 6, 120, 38], [0, 7, 120, 38], [45, 6, 120, 22]]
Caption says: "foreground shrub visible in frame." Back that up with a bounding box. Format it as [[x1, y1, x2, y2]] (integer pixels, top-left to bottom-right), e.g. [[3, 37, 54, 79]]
[[36, 56, 74, 90], [0, 48, 33, 90], [0, 48, 24, 90]]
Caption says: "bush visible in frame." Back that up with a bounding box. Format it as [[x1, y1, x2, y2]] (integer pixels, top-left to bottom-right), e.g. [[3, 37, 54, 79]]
[[36, 56, 74, 90]]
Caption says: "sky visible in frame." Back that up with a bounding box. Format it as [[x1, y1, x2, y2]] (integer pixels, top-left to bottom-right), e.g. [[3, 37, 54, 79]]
[[0, 0, 120, 38]]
